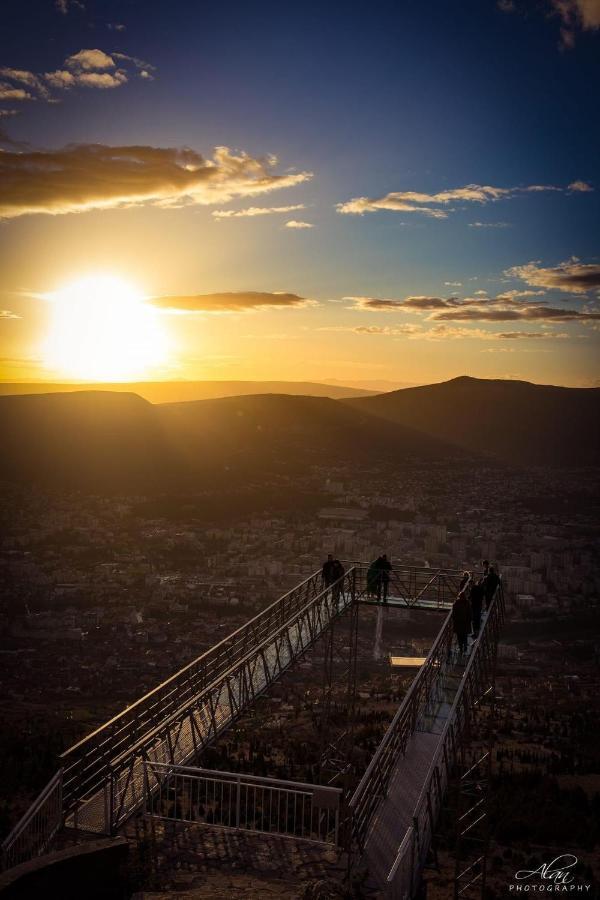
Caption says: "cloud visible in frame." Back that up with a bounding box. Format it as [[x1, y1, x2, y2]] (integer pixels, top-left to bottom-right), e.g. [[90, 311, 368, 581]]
[[506, 258, 600, 293], [149, 291, 313, 313], [497, 0, 516, 10], [549, 0, 600, 46], [0, 309, 21, 319], [108, 23, 126, 32], [348, 295, 451, 311], [65, 49, 115, 71], [285, 220, 314, 228], [444, 281, 462, 287], [0, 84, 34, 101], [212, 204, 305, 218], [0, 48, 154, 101], [74, 71, 128, 89], [55, 0, 85, 12], [0, 143, 313, 219], [337, 181, 573, 218], [469, 221, 510, 228], [0, 68, 50, 99], [430, 305, 600, 322], [319, 324, 420, 336], [497, 330, 569, 339], [422, 324, 569, 341], [568, 179, 593, 192], [496, 289, 546, 299], [0, 109, 18, 118]]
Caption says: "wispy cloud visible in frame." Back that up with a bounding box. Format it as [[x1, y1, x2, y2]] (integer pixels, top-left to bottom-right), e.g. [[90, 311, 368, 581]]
[[336, 181, 583, 218], [346, 290, 600, 325], [285, 220, 314, 228], [55, 0, 85, 13], [469, 221, 511, 228], [568, 179, 593, 192], [0, 309, 21, 319], [212, 204, 305, 219], [549, 0, 600, 47], [0, 144, 313, 219], [0, 84, 35, 101], [149, 291, 314, 313], [506, 258, 600, 293], [0, 48, 156, 104]]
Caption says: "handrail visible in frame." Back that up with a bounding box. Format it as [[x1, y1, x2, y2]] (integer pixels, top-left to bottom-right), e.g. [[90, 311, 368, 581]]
[[385, 583, 505, 891], [145, 761, 342, 797], [61, 568, 324, 759], [1, 769, 63, 870], [104, 569, 354, 773], [349, 607, 453, 808]]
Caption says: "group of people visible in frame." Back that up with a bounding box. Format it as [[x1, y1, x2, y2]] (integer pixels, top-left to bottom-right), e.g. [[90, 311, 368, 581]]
[[367, 554, 392, 602], [322, 553, 393, 602], [452, 560, 501, 654]]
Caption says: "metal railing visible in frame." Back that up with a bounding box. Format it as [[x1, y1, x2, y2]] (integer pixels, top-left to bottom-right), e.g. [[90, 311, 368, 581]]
[[62, 569, 356, 835], [385, 585, 505, 899], [347, 607, 455, 851], [2, 562, 478, 872], [352, 564, 464, 609], [1, 770, 63, 871], [144, 761, 341, 845]]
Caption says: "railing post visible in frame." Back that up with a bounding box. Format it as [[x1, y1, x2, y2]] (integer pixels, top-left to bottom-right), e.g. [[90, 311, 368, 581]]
[[235, 774, 241, 830]]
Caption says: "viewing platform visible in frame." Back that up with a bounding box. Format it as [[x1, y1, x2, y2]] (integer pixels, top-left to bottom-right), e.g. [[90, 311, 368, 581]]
[[2, 562, 504, 900]]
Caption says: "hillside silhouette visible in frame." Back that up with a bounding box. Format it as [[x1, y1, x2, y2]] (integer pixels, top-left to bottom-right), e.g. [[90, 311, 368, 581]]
[[346, 376, 600, 466], [0, 379, 374, 404], [0, 390, 465, 492]]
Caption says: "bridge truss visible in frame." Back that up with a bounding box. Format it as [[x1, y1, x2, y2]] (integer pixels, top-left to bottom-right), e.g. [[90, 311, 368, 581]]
[[2, 563, 503, 900]]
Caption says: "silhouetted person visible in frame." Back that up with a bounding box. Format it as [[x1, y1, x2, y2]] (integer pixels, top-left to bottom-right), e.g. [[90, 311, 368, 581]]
[[374, 553, 392, 603], [331, 558, 345, 602], [459, 571, 471, 592], [322, 554, 336, 587], [470, 578, 485, 638], [482, 559, 490, 578], [453, 589, 471, 655], [484, 565, 500, 610]]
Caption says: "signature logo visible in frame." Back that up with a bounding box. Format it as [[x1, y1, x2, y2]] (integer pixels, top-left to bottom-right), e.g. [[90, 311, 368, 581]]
[[508, 854, 592, 892]]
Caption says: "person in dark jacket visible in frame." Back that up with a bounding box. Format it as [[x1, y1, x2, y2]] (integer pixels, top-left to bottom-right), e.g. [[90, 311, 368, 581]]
[[452, 589, 471, 655], [470, 578, 485, 638], [331, 558, 345, 603], [322, 554, 336, 587], [483, 565, 500, 610], [377, 554, 392, 602], [459, 571, 471, 592]]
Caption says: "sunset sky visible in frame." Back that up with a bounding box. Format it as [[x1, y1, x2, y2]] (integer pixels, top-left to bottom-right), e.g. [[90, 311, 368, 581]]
[[1, 0, 599, 387]]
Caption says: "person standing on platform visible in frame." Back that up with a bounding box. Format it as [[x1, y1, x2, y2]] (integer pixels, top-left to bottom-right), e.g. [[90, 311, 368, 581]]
[[452, 589, 471, 656], [322, 554, 336, 588], [331, 558, 345, 604], [377, 553, 392, 603]]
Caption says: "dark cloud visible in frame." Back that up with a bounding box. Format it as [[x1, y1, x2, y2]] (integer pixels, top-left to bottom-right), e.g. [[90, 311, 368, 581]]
[[506, 260, 600, 293], [431, 305, 600, 322], [150, 291, 312, 313], [0, 144, 312, 218], [349, 296, 452, 311]]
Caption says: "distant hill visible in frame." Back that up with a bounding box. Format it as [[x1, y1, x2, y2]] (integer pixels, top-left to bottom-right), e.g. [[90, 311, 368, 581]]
[[0, 391, 176, 491], [0, 390, 466, 492], [345, 376, 600, 466], [0, 380, 375, 403]]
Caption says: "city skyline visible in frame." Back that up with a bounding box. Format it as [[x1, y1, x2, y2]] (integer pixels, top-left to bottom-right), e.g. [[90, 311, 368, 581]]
[[1, 0, 599, 387]]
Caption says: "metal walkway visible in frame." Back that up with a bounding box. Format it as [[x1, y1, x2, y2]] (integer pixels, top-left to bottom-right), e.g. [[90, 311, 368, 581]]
[[1, 562, 503, 900]]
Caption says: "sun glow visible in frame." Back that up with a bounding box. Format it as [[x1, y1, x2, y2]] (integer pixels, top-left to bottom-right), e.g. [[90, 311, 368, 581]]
[[43, 275, 169, 381]]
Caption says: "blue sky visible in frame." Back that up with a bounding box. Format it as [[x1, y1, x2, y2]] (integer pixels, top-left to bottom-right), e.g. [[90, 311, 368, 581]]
[[0, 0, 599, 386]]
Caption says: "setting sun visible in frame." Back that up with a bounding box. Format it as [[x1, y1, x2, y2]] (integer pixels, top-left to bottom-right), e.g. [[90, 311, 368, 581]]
[[42, 274, 169, 381]]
